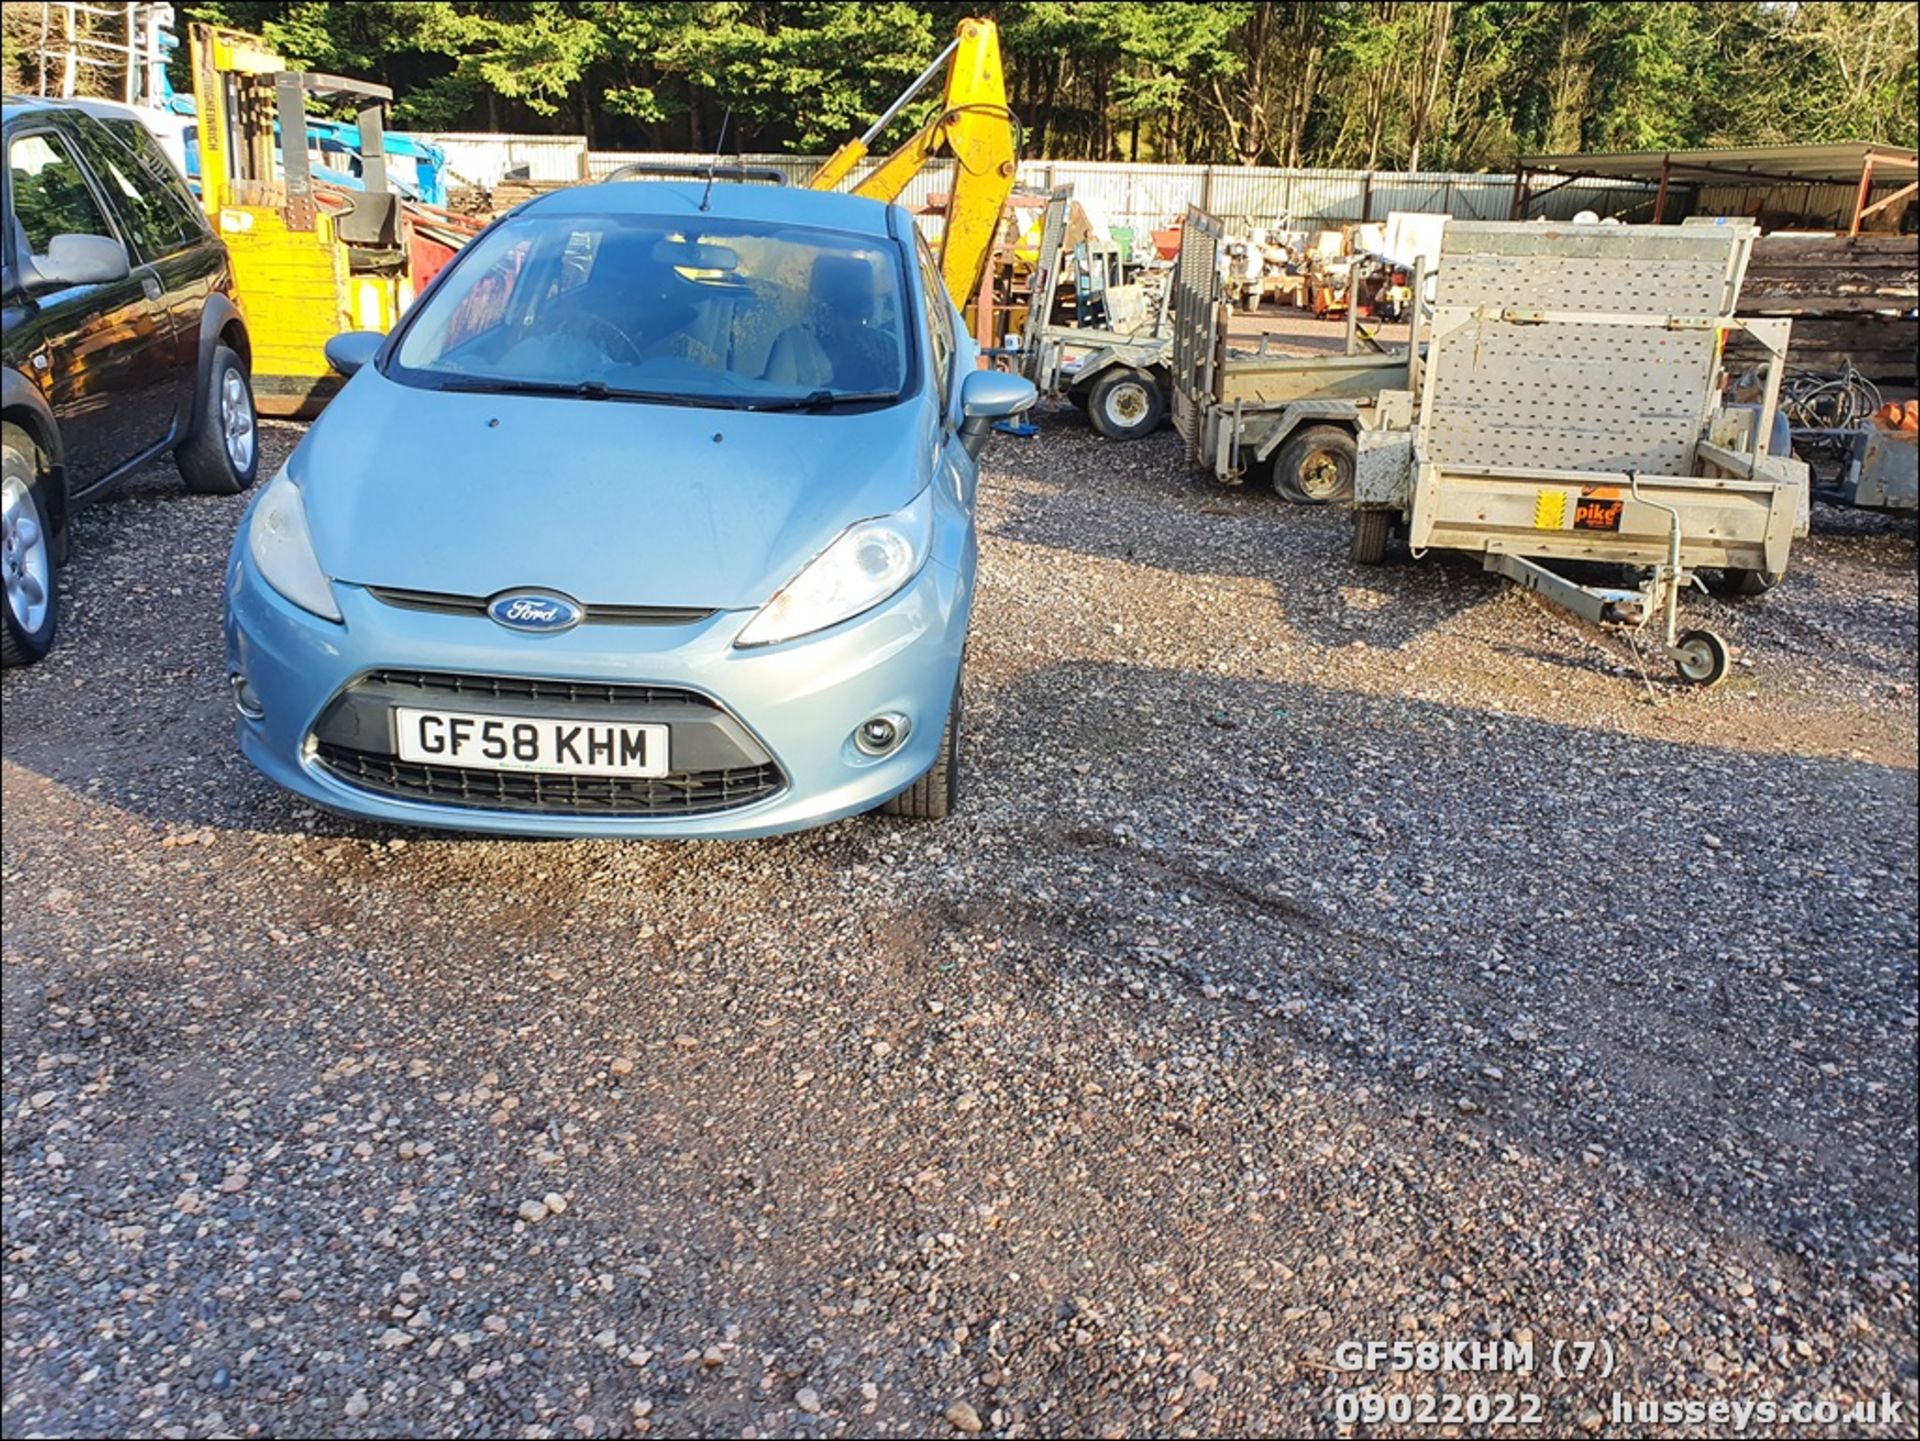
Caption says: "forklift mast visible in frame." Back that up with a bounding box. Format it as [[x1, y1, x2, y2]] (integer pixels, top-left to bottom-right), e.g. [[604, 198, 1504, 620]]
[[190, 24, 395, 240], [186, 22, 409, 417]]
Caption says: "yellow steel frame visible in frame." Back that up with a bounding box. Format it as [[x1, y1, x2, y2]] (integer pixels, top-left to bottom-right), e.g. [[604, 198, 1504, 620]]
[[806, 18, 1016, 330]]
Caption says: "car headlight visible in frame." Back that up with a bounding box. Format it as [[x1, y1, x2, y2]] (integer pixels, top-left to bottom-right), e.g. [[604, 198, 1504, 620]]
[[735, 489, 933, 648], [247, 468, 341, 621]]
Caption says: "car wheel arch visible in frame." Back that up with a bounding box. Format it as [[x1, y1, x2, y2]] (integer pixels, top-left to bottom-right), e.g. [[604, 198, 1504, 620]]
[[1, 371, 68, 540], [187, 294, 250, 437]]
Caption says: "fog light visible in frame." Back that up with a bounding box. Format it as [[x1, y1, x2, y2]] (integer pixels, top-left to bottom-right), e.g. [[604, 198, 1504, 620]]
[[854, 712, 910, 756], [230, 672, 265, 720]]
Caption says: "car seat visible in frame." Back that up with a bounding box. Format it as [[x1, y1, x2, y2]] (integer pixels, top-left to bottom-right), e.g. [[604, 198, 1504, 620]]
[[761, 254, 894, 392]]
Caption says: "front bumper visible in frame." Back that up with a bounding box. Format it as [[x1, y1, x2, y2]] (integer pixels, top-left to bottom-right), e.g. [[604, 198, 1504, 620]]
[[224, 543, 971, 839]]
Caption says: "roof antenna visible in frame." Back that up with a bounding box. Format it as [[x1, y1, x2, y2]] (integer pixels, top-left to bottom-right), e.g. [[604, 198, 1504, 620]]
[[700, 106, 733, 212]]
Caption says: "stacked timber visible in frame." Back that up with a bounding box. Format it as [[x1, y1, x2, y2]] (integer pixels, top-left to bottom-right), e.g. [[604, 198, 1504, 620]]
[[1732, 234, 1919, 383], [489, 177, 574, 213], [447, 185, 494, 218]]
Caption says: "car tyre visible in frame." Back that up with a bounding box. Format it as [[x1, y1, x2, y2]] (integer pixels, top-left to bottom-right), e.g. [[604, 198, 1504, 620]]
[[1086, 367, 1164, 441], [2, 424, 59, 668], [881, 677, 961, 820], [176, 344, 260, 495], [1273, 424, 1356, 504]]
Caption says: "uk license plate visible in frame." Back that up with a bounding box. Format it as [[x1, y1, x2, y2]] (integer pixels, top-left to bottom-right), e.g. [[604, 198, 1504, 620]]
[[393, 707, 669, 777]]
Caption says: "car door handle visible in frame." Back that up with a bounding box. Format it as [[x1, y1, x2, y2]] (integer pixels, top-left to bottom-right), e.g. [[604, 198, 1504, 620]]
[[141, 275, 163, 301]]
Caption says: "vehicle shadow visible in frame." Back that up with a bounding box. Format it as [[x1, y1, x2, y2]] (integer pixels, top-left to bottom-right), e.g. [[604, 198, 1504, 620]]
[[5, 491, 1915, 1273], [947, 655, 1920, 1272]]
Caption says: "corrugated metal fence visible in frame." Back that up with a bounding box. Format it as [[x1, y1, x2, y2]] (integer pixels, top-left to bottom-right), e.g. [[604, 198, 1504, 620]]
[[582, 153, 1660, 230], [404, 131, 592, 185], [404, 133, 1660, 230]]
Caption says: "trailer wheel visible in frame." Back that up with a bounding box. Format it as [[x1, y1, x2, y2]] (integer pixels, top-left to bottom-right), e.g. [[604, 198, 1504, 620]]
[[1351, 508, 1392, 566], [1708, 567, 1780, 597], [1274, 425, 1356, 504], [1672, 629, 1731, 687], [1086, 368, 1163, 441]]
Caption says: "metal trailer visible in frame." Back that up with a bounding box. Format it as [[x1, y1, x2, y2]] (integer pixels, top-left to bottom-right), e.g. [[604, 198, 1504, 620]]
[[1168, 207, 1420, 503], [1351, 218, 1811, 688], [1012, 186, 1175, 441]]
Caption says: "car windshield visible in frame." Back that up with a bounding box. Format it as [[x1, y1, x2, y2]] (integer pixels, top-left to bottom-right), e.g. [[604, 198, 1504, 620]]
[[389, 211, 910, 407]]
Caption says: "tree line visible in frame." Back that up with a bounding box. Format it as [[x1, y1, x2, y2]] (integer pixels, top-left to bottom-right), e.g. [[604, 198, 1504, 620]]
[[10, 2, 1918, 168]]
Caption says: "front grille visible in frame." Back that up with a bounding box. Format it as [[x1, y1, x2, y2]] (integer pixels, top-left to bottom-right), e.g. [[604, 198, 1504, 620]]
[[362, 670, 704, 707], [315, 743, 784, 817], [367, 587, 715, 626], [309, 669, 784, 818]]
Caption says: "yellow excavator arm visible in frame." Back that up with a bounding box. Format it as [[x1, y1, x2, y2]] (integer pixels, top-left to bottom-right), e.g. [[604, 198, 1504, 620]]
[[806, 18, 1017, 329]]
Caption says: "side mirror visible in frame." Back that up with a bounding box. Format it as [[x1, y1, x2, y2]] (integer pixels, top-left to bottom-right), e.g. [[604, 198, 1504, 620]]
[[957, 368, 1037, 458], [324, 330, 384, 378], [25, 233, 130, 289]]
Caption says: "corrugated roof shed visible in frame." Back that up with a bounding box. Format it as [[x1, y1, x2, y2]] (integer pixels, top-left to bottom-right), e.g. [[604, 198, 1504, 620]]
[[1519, 142, 1917, 186], [1512, 143, 1918, 234]]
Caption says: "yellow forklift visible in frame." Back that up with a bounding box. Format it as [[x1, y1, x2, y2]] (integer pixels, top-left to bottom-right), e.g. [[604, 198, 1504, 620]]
[[188, 23, 410, 415], [805, 17, 1018, 341]]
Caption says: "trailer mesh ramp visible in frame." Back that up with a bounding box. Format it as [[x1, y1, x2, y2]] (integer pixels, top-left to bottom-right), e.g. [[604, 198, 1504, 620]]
[[1169, 206, 1225, 468], [1422, 221, 1755, 475]]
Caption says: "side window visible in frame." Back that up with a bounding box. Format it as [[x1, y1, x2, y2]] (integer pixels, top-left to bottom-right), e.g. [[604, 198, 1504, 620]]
[[8, 132, 115, 255], [93, 119, 210, 256], [914, 234, 954, 407]]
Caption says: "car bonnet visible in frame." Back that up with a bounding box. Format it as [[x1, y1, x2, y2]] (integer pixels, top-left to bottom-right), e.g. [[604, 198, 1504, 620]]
[[291, 371, 941, 613]]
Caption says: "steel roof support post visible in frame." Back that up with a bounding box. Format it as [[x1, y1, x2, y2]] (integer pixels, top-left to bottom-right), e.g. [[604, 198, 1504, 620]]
[[1653, 156, 1671, 223], [1508, 166, 1529, 220], [1850, 153, 1876, 236]]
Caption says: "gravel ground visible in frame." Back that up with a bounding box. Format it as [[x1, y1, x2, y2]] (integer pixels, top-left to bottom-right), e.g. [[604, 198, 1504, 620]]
[[2, 413, 1916, 1439]]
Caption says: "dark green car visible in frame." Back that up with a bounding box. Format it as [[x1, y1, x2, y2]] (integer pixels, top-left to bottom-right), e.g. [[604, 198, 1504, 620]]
[[3, 95, 257, 666]]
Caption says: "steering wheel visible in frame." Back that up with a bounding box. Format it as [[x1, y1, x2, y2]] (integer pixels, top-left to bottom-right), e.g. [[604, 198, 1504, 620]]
[[556, 312, 643, 364]]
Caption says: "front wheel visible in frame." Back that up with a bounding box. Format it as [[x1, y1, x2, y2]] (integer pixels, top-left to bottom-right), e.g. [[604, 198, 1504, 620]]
[[880, 678, 961, 820], [2, 425, 59, 667], [1672, 629, 1731, 687], [1085, 368, 1164, 442], [176, 344, 260, 496]]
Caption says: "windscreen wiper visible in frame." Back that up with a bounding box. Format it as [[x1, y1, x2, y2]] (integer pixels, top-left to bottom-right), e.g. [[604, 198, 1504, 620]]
[[430, 376, 745, 409], [745, 389, 902, 413]]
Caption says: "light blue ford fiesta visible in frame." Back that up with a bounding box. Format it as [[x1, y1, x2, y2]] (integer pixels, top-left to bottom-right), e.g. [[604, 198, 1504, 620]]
[[223, 180, 1034, 837]]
